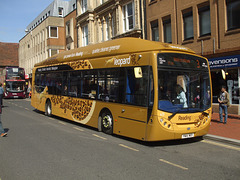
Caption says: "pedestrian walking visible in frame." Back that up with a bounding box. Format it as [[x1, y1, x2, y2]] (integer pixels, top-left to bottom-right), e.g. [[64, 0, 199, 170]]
[[0, 83, 4, 107], [218, 86, 230, 124], [0, 103, 7, 137]]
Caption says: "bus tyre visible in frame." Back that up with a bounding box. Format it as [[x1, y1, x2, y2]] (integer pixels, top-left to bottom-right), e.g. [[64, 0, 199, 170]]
[[45, 100, 52, 117], [101, 111, 113, 135]]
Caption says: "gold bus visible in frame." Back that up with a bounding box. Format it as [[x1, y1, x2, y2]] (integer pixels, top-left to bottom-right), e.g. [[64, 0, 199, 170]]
[[31, 38, 212, 141]]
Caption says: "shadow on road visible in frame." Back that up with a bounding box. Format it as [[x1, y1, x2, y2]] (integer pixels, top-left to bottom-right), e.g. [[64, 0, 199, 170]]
[[32, 109, 203, 147]]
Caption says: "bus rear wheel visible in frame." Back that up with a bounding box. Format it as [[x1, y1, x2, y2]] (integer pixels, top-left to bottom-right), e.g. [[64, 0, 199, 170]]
[[101, 111, 113, 135], [45, 100, 52, 116]]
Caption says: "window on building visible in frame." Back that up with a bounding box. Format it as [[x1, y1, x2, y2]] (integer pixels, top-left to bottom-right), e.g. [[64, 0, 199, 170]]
[[81, 0, 87, 13], [199, 5, 211, 37], [183, 10, 194, 40], [48, 49, 58, 57], [163, 17, 172, 43], [82, 25, 88, 47], [106, 17, 109, 40], [111, 14, 115, 37], [150, 20, 159, 41], [123, 1, 135, 32], [101, 21, 104, 41], [48, 26, 58, 38], [66, 21, 70, 36], [226, 0, 240, 30], [59, 7, 64, 17], [73, 4, 76, 10]]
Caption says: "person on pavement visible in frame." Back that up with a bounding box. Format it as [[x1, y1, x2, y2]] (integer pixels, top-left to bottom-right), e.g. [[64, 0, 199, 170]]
[[0, 103, 7, 137], [218, 86, 230, 124], [0, 83, 4, 107]]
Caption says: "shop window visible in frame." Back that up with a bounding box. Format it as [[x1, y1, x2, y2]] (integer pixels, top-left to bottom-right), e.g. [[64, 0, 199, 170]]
[[198, 5, 211, 36], [183, 10, 194, 40], [151, 20, 159, 41], [211, 69, 239, 104], [226, 0, 240, 30]]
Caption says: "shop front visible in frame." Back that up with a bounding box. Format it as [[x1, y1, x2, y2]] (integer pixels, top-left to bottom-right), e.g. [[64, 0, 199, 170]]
[[208, 55, 240, 115]]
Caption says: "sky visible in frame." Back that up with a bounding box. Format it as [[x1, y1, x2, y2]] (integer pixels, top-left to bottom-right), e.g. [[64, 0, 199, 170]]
[[0, 0, 64, 43]]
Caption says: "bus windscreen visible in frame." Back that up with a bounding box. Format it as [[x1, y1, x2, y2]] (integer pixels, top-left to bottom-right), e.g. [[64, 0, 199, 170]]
[[158, 53, 211, 113]]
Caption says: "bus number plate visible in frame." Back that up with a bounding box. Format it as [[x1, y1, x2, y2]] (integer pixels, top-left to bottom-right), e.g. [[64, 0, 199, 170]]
[[182, 133, 194, 139]]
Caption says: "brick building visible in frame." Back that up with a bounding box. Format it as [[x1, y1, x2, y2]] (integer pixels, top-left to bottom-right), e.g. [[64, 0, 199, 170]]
[[146, 0, 240, 114], [0, 42, 19, 84]]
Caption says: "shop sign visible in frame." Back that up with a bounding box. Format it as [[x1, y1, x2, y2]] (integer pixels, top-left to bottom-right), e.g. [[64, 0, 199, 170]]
[[208, 55, 240, 69]]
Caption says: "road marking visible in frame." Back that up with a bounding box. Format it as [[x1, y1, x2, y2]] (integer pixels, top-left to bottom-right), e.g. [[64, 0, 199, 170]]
[[19, 106, 23, 108], [73, 127, 84, 132], [25, 108, 29, 110], [159, 159, 188, 170], [49, 118, 55, 121], [92, 134, 107, 140], [58, 121, 66, 125], [202, 140, 240, 152], [119, 144, 139, 152]]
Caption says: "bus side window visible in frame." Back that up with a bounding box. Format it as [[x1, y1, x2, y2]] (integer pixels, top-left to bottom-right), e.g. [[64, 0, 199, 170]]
[[69, 71, 81, 98], [125, 67, 148, 106], [98, 69, 119, 102], [62, 72, 68, 96], [82, 70, 97, 99]]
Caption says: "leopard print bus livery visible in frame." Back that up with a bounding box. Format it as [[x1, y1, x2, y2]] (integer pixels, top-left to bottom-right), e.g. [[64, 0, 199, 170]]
[[67, 60, 93, 70], [50, 96, 96, 124], [131, 54, 140, 66]]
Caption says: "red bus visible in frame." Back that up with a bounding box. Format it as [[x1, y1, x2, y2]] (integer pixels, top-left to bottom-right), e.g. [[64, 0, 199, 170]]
[[3, 67, 26, 98]]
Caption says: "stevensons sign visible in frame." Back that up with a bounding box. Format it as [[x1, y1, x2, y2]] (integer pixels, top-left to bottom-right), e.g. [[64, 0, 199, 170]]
[[208, 55, 240, 69]]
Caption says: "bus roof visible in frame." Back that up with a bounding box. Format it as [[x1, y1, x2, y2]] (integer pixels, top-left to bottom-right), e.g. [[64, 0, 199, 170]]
[[34, 38, 195, 67]]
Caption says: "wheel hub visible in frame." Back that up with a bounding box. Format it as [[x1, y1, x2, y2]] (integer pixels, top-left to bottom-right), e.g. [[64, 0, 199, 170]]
[[103, 115, 112, 128]]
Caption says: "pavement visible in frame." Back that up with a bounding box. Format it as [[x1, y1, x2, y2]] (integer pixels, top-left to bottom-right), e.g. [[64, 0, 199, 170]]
[[204, 113, 240, 146]]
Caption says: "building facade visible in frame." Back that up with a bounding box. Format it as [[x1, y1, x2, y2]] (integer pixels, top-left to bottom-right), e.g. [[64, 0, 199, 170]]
[[146, 0, 240, 114], [0, 42, 19, 84], [76, 0, 144, 47], [19, 0, 145, 86], [19, 0, 77, 78]]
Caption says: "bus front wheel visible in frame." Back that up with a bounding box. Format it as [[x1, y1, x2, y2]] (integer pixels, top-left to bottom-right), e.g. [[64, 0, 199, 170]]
[[101, 111, 113, 135], [45, 100, 52, 116]]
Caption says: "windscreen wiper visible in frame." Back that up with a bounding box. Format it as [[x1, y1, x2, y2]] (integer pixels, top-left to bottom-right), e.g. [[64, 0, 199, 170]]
[[168, 110, 180, 120], [202, 112, 209, 116]]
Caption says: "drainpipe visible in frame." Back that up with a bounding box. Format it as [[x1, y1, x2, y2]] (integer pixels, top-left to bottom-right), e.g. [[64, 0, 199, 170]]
[[174, 0, 178, 44]]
